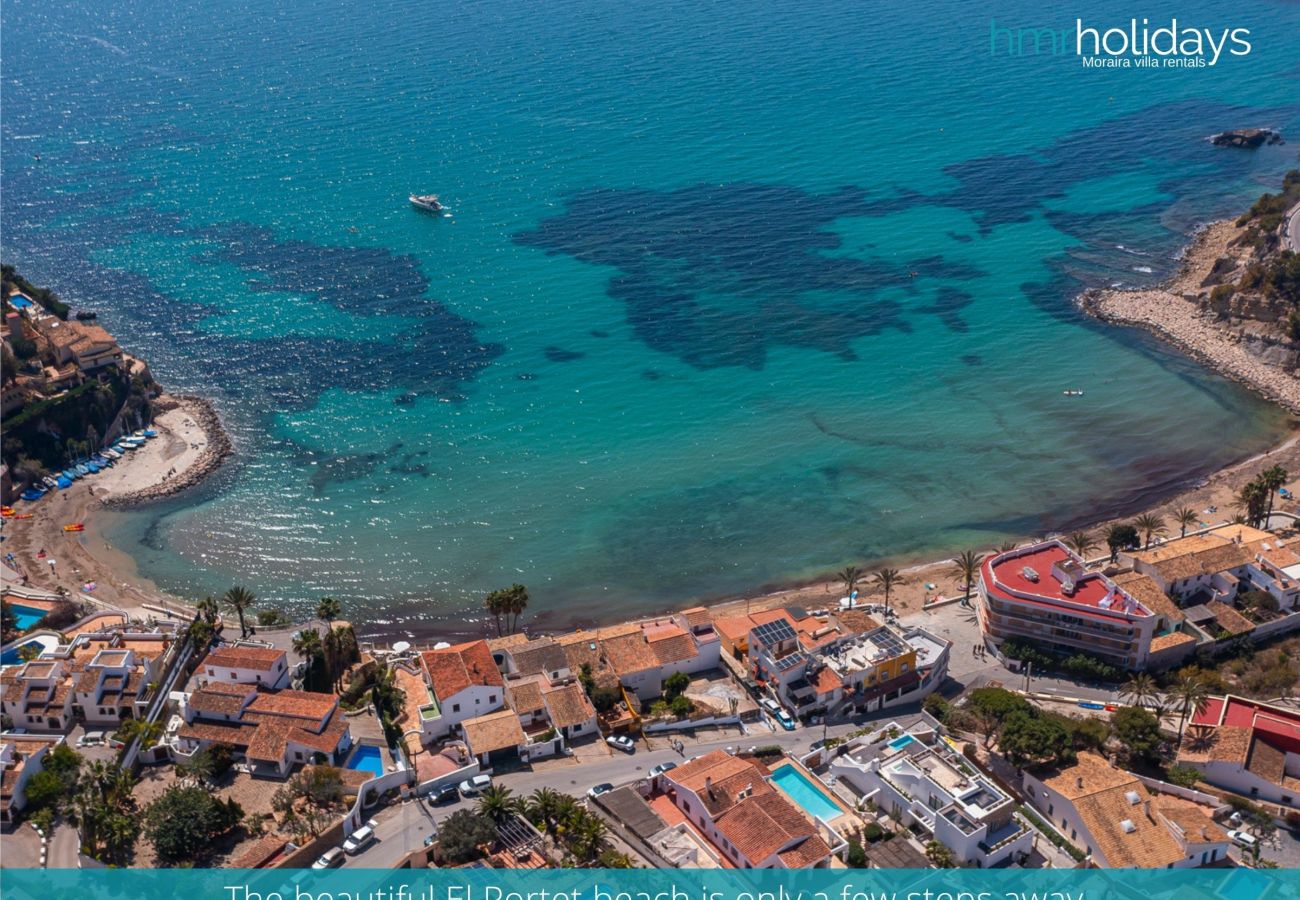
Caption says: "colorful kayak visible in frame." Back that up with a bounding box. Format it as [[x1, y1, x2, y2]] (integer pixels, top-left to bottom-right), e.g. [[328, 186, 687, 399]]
[[63, 523, 85, 532], [57, 476, 74, 490], [15, 513, 34, 520], [1078, 701, 1106, 710], [1, 507, 14, 518]]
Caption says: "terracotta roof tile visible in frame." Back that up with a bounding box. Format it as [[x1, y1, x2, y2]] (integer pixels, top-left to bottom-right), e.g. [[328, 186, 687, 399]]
[[462, 709, 526, 755], [505, 678, 546, 714], [244, 689, 337, 721], [421, 640, 503, 701], [204, 646, 286, 672], [598, 628, 658, 675], [645, 624, 697, 666], [542, 682, 596, 729], [1039, 751, 1141, 800], [506, 638, 569, 677]]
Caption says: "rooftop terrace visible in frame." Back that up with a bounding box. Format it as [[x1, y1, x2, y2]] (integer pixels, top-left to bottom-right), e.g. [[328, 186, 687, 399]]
[[984, 542, 1152, 621]]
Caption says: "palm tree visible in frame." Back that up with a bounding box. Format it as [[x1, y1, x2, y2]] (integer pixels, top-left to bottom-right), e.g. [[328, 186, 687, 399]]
[[196, 595, 219, 625], [322, 627, 341, 688], [838, 565, 863, 597], [116, 716, 163, 749], [222, 585, 256, 638], [1065, 532, 1097, 561], [1172, 507, 1199, 539], [484, 588, 508, 637], [948, 551, 981, 606], [1120, 673, 1159, 709], [316, 596, 341, 625], [293, 627, 323, 666], [873, 568, 904, 615], [1261, 465, 1289, 521], [1239, 480, 1268, 527], [478, 784, 516, 823], [1134, 513, 1166, 550], [1172, 675, 1211, 738], [505, 583, 529, 634], [997, 541, 1018, 553]]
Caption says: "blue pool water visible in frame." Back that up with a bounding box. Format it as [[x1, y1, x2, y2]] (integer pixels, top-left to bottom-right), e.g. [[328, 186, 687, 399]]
[[888, 734, 916, 750], [769, 764, 841, 822], [346, 745, 385, 779], [4, 1, 1299, 635], [10, 604, 46, 631], [0, 636, 57, 666]]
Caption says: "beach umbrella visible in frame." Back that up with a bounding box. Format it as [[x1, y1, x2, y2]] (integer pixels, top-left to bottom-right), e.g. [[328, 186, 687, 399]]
[[392, 641, 411, 653]]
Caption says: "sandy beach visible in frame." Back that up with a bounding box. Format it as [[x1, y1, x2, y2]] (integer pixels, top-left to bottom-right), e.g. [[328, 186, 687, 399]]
[[2, 395, 230, 620]]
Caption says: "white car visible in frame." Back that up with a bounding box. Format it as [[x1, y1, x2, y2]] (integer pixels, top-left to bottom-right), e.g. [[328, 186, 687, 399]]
[[648, 762, 677, 778], [606, 734, 636, 753], [458, 774, 492, 796], [1226, 829, 1258, 850], [587, 782, 614, 799], [341, 824, 376, 854]]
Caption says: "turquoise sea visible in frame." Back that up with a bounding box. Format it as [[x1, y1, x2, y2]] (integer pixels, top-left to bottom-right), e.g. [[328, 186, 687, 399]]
[[4, 0, 1300, 638]]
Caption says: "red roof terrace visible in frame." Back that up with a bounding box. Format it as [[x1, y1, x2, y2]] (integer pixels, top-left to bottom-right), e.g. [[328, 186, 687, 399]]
[[983, 541, 1153, 623]]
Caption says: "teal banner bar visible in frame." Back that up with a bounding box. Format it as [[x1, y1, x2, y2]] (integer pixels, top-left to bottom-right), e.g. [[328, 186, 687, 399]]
[[0, 868, 1293, 900]]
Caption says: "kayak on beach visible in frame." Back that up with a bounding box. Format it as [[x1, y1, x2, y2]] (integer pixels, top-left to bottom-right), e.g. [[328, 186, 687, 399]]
[[63, 523, 86, 532]]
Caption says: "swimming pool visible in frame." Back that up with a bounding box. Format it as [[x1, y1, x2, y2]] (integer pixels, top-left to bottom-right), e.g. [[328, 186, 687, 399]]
[[769, 763, 842, 821], [346, 745, 385, 779], [0, 634, 60, 666], [10, 603, 46, 631], [888, 734, 916, 750]]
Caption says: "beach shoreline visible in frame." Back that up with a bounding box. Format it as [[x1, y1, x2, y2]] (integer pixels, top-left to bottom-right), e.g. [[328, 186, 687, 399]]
[[12, 222, 1300, 642], [3, 393, 231, 620]]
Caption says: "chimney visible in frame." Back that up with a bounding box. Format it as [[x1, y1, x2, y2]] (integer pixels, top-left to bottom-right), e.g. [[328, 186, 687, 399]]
[[1076, 776, 1084, 790], [1144, 800, 1153, 821], [704, 776, 714, 799]]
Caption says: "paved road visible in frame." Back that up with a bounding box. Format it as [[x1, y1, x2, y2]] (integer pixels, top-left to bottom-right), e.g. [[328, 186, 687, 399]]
[[1286, 201, 1300, 254]]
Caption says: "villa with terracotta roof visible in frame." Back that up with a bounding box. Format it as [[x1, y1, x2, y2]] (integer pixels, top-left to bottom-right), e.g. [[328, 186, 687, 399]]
[[1023, 752, 1230, 868], [38, 319, 123, 374], [1177, 695, 1300, 809], [747, 609, 950, 718], [416, 640, 504, 740], [0, 733, 62, 825], [72, 646, 149, 726], [177, 683, 352, 777], [978, 540, 1167, 670], [658, 750, 839, 868], [460, 709, 530, 766], [199, 644, 290, 690], [1127, 525, 1300, 613]]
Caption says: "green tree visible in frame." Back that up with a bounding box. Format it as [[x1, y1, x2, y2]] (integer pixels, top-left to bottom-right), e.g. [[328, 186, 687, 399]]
[[1134, 513, 1166, 550], [670, 694, 694, 717], [1113, 706, 1164, 764], [1, 600, 17, 639], [590, 685, 622, 714], [478, 784, 517, 823], [949, 550, 982, 606], [195, 595, 220, 625], [1260, 465, 1289, 521], [664, 671, 690, 700], [438, 809, 497, 864], [1106, 524, 1139, 561], [143, 784, 243, 865], [1239, 480, 1268, 528], [873, 568, 904, 614], [1172, 507, 1199, 539], [1120, 673, 1159, 709], [999, 711, 1072, 765], [316, 596, 341, 624], [925, 839, 957, 868], [838, 565, 863, 597], [1065, 532, 1097, 561], [504, 583, 529, 633], [293, 627, 323, 666], [1171, 675, 1211, 738], [221, 585, 256, 638]]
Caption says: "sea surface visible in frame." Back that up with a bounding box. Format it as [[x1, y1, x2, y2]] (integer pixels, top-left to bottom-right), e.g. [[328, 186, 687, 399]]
[[4, 0, 1300, 638]]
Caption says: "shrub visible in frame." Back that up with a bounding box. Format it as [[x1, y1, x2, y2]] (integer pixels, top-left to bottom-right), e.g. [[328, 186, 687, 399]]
[[669, 694, 694, 717], [845, 837, 869, 867], [923, 693, 950, 721], [1163, 765, 1201, 788], [1209, 283, 1235, 303], [663, 671, 690, 700], [438, 809, 497, 864], [143, 785, 242, 865]]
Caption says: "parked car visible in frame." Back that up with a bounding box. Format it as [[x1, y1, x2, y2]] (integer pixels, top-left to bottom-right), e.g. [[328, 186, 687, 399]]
[[458, 774, 492, 796], [648, 762, 677, 778], [606, 735, 636, 753], [341, 825, 375, 855], [1227, 829, 1258, 850], [428, 783, 460, 804], [587, 782, 614, 799], [312, 847, 345, 869], [760, 698, 796, 730], [423, 833, 437, 847]]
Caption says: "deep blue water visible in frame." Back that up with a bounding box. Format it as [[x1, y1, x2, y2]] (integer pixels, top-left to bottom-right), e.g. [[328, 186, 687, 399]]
[[3, 0, 1300, 637]]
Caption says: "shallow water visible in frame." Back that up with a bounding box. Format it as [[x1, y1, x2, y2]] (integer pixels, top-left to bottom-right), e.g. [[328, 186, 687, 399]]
[[3, 0, 1299, 636]]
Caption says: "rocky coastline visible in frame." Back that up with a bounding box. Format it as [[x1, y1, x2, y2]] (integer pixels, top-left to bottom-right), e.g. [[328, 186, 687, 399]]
[[1078, 219, 1300, 418]]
